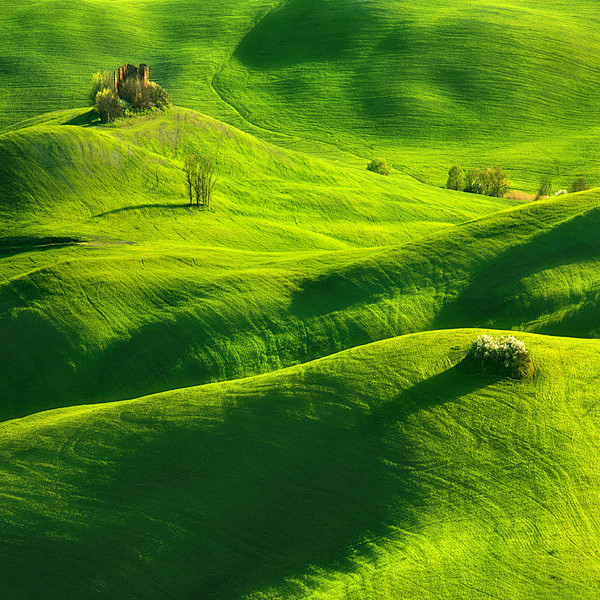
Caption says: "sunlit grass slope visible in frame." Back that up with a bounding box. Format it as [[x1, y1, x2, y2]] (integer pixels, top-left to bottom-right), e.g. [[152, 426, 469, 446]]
[[215, 0, 600, 187], [3, 1, 600, 187], [1, 112, 599, 421], [0, 108, 513, 249], [1, 329, 599, 599], [0, 0, 279, 130]]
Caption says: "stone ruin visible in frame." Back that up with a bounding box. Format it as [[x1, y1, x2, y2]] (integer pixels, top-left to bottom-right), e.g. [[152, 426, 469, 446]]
[[114, 64, 149, 95]]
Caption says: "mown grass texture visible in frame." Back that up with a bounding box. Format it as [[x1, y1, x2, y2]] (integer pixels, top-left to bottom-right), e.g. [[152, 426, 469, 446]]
[[1, 330, 599, 600], [1, 1, 600, 598]]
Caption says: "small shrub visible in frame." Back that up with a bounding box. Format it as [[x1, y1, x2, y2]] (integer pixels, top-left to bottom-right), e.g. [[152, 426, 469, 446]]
[[466, 334, 533, 379], [536, 176, 552, 199], [95, 88, 122, 123], [446, 165, 465, 190], [367, 158, 391, 176], [89, 71, 114, 104], [147, 82, 171, 109], [569, 177, 590, 193]]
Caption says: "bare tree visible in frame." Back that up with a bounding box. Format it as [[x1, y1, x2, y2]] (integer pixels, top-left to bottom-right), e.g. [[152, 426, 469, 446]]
[[184, 153, 217, 208], [183, 154, 198, 206], [193, 154, 217, 208]]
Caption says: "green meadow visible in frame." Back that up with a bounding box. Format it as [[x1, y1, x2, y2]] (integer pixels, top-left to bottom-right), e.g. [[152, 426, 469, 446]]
[[1, 1, 600, 598]]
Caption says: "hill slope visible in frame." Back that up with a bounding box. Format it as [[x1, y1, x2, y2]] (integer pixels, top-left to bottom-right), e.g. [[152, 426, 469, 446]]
[[1, 120, 599, 421], [215, 0, 600, 187], [3, 1, 600, 186], [0, 108, 513, 249], [2, 2, 600, 597], [1, 329, 599, 599]]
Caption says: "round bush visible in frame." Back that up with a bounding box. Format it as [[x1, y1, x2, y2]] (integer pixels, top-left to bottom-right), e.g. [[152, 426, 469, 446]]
[[367, 158, 391, 176], [466, 334, 534, 379]]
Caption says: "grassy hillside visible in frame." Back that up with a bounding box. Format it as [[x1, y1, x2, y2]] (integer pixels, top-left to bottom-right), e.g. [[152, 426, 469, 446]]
[[0, 0, 278, 131], [1, 329, 599, 599], [2, 1, 600, 597], [0, 108, 514, 249], [215, 0, 600, 187], [1, 111, 599, 422], [3, 1, 600, 187]]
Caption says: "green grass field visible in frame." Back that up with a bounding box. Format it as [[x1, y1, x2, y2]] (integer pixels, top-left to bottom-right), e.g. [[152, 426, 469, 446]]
[[1, 1, 600, 598], [2, 330, 600, 599]]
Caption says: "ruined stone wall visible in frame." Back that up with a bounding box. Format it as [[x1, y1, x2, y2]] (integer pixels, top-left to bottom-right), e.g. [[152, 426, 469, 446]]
[[114, 63, 150, 96]]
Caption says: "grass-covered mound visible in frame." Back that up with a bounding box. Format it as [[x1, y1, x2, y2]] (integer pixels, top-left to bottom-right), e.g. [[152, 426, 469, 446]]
[[3, 1, 600, 188], [1, 329, 598, 599], [0, 107, 513, 249], [1, 110, 599, 421]]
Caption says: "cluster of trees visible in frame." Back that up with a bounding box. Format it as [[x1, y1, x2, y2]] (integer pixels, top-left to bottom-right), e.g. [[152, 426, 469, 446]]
[[91, 71, 171, 124], [568, 177, 590, 193], [449, 165, 593, 201], [183, 154, 217, 208], [447, 165, 510, 198], [537, 176, 591, 198]]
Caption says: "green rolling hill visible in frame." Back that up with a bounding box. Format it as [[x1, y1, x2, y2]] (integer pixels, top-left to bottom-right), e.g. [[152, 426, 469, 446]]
[[2, 330, 599, 599], [1, 0, 600, 598], [1, 113, 598, 421], [3, 0, 600, 187]]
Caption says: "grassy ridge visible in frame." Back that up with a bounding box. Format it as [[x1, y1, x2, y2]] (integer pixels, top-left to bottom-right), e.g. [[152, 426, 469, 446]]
[[1, 136, 599, 421], [1, 329, 599, 599], [1, 108, 513, 249], [3, 1, 600, 186]]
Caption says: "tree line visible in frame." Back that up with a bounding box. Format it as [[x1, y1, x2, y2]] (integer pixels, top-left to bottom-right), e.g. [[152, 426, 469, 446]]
[[446, 165, 510, 198], [448, 165, 593, 199]]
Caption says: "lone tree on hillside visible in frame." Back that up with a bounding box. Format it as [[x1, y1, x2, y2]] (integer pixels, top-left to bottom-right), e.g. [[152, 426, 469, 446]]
[[465, 334, 534, 380], [183, 153, 217, 208], [569, 177, 590, 193], [446, 165, 465, 190]]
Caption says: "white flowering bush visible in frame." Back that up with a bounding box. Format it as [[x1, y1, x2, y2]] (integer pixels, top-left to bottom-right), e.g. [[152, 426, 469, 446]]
[[467, 334, 533, 379]]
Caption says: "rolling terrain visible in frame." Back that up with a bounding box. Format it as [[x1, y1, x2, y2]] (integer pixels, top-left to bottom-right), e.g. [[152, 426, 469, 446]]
[[1, 1, 600, 599], [2, 330, 600, 599], [3, 0, 600, 187]]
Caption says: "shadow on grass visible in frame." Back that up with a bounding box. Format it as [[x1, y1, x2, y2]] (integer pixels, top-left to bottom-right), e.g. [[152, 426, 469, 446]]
[[92, 203, 197, 218], [63, 109, 98, 127], [372, 362, 496, 428], [76, 363, 495, 599], [0, 235, 81, 259], [432, 206, 600, 335]]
